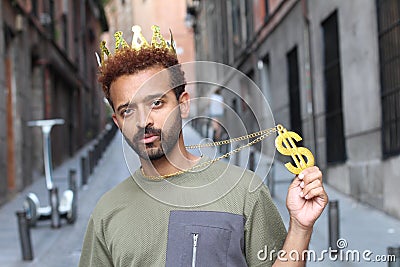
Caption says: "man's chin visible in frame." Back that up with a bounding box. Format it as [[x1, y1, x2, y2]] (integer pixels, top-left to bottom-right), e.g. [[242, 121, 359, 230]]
[[138, 148, 165, 161], [146, 154, 166, 161]]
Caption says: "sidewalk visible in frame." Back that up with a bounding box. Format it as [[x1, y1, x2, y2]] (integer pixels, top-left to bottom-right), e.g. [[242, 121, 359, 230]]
[[0, 125, 208, 267], [191, 124, 400, 266], [0, 131, 132, 267], [0, 125, 399, 266], [271, 158, 400, 266]]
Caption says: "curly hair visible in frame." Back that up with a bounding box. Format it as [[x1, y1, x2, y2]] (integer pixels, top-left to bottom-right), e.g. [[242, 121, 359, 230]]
[[98, 47, 186, 109]]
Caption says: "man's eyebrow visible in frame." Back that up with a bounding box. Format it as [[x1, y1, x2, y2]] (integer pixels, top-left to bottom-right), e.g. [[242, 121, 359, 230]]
[[116, 94, 167, 112], [143, 93, 167, 102], [116, 101, 130, 112]]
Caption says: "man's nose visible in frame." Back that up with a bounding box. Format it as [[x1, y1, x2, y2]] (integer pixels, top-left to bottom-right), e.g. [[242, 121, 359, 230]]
[[135, 108, 153, 128]]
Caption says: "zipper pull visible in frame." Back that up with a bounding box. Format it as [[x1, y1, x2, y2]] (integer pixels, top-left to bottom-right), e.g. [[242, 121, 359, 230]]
[[193, 233, 198, 247], [192, 233, 199, 267]]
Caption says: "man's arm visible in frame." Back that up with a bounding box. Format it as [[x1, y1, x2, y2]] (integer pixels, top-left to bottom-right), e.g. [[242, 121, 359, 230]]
[[273, 166, 328, 266], [79, 216, 114, 267], [244, 182, 287, 267]]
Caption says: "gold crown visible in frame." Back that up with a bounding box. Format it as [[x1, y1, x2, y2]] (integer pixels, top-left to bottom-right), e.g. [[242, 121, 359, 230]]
[[96, 25, 176, 67]]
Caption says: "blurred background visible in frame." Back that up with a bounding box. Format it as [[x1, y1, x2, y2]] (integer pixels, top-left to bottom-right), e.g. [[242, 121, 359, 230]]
[[0, 0, 399, 266]]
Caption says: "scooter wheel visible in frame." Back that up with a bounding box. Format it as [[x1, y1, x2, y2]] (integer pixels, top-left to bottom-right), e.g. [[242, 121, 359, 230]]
[[23, 194, 40, 227], [66, 192, 77, 224]]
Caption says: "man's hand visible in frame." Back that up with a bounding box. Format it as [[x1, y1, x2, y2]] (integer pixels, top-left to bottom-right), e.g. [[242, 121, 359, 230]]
[[286, 166, 328, 230], [272, 167, 328, 266]]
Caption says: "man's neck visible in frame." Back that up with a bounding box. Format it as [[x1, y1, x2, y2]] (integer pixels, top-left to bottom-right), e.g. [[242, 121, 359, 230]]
[[140, 138, 200, 178]]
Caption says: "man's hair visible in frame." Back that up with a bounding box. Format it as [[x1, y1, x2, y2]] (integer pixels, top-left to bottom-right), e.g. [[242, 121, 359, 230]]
[[98, 47, 186, 109]]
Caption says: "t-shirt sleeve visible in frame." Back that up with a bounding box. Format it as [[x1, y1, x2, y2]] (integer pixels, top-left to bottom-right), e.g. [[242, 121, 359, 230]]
[[244, 184, 287, 267], [79, 215, 114, 267]]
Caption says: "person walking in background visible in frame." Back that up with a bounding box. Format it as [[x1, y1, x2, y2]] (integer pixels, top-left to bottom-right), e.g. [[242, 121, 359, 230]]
[[208, 88, 224, 140]]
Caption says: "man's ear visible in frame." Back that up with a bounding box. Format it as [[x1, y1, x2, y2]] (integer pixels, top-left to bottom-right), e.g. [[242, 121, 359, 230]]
[[112, 113, 120, 129], [178, 92, 190, 119]]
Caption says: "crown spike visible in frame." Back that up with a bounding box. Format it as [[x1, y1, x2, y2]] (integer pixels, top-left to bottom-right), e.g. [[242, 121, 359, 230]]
[[95, 52, 101, 67], [131, 25, 150, 50], [100, 40, 110, 65], [169, 29, 176, 54], [151, 25, 167, 49], [114, 31, 129, 51]]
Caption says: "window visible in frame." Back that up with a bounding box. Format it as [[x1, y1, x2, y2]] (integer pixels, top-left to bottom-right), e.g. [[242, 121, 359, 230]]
[[287, 47, 303, 142], [245, 0, 252, 44], [265, 0, 270, 21], [377, 0, 400, 157], [258, 56, 272, 101], [49, 0, 55, 39], [31, 0, 38, 17], [231, 0, 249, 56], [322, 11, 347, 164], [62, 14, 68, 50], [73, 0, 79, 65], [221, 1, 230, 64], [232, 0, 243, 50]]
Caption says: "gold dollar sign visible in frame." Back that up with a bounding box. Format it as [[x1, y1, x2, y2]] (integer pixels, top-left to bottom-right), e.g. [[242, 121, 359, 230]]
[[275, 124, 314, 175]]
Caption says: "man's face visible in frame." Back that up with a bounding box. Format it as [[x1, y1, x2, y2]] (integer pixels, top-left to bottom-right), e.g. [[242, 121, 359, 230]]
[[110, 66, 189, 160]]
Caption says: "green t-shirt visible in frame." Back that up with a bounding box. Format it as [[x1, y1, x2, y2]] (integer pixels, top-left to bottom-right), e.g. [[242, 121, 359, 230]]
[[79, 157, 287, 267]]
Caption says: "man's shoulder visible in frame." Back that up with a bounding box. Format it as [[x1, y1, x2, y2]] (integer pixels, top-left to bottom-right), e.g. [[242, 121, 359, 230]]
[[91, 176, 139, 219], [212, 159, 269, 195], [214, 160, 264, 183]]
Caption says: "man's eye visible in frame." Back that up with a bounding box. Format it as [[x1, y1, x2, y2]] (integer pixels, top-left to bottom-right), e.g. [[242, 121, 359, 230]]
[[122, 109, 134, 116], [151, 100, 163, 108]]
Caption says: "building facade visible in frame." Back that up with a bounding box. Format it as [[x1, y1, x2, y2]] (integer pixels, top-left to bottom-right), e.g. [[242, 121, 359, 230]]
[[104, 0, 195, 64], [0, 0, 108, 205], [103, 0, 196, 108], [191, 0, 400, 219]]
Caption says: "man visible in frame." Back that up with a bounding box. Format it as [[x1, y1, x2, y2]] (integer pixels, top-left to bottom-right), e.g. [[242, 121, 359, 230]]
[[79, 25, 328, 267]]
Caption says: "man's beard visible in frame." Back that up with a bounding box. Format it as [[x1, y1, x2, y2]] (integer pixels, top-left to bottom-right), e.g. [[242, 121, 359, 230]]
[[123, 113, 182, 161]]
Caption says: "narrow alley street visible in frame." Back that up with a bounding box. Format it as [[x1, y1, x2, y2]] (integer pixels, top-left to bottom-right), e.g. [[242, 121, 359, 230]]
[[0, 125, 399, 266]]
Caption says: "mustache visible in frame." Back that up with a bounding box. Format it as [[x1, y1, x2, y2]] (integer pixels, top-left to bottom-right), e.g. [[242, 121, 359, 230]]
[[133, 126, 162, 142]]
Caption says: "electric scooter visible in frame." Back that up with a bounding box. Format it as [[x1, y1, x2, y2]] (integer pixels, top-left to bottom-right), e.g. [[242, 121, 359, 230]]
[[23, 119, 77, 227]]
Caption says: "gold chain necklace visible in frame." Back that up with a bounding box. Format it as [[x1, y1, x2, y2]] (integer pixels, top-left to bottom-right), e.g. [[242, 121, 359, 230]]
[[140, 125, 279, 180]]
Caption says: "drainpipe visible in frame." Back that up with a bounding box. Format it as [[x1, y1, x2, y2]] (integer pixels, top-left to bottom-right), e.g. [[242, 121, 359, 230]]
[[6, 57, 16, 192], [302, 0, 318, 164]]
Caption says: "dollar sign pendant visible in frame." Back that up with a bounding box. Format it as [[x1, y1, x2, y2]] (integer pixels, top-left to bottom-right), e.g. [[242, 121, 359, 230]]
[[275, 124, 314, 175]]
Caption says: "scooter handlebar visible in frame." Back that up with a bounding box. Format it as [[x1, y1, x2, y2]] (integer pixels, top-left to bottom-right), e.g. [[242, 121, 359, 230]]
[[27, 119, 65, 127]]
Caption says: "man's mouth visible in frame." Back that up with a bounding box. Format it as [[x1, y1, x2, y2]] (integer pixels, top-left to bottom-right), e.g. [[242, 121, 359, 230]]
[[141, 134, 159, 144]]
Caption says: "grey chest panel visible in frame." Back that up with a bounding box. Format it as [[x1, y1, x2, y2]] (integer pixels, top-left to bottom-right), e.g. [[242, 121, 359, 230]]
[[165, 210, 248, 267]]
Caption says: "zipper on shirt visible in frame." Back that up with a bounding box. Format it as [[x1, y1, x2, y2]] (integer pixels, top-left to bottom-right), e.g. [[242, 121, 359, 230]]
[[192, 233, 199, 267]]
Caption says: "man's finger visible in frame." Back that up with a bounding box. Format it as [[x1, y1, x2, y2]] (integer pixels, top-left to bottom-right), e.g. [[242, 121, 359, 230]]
[[300, 179, 322, 198], [299, 167, 322, 185], [303, 186, 327, 201]]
